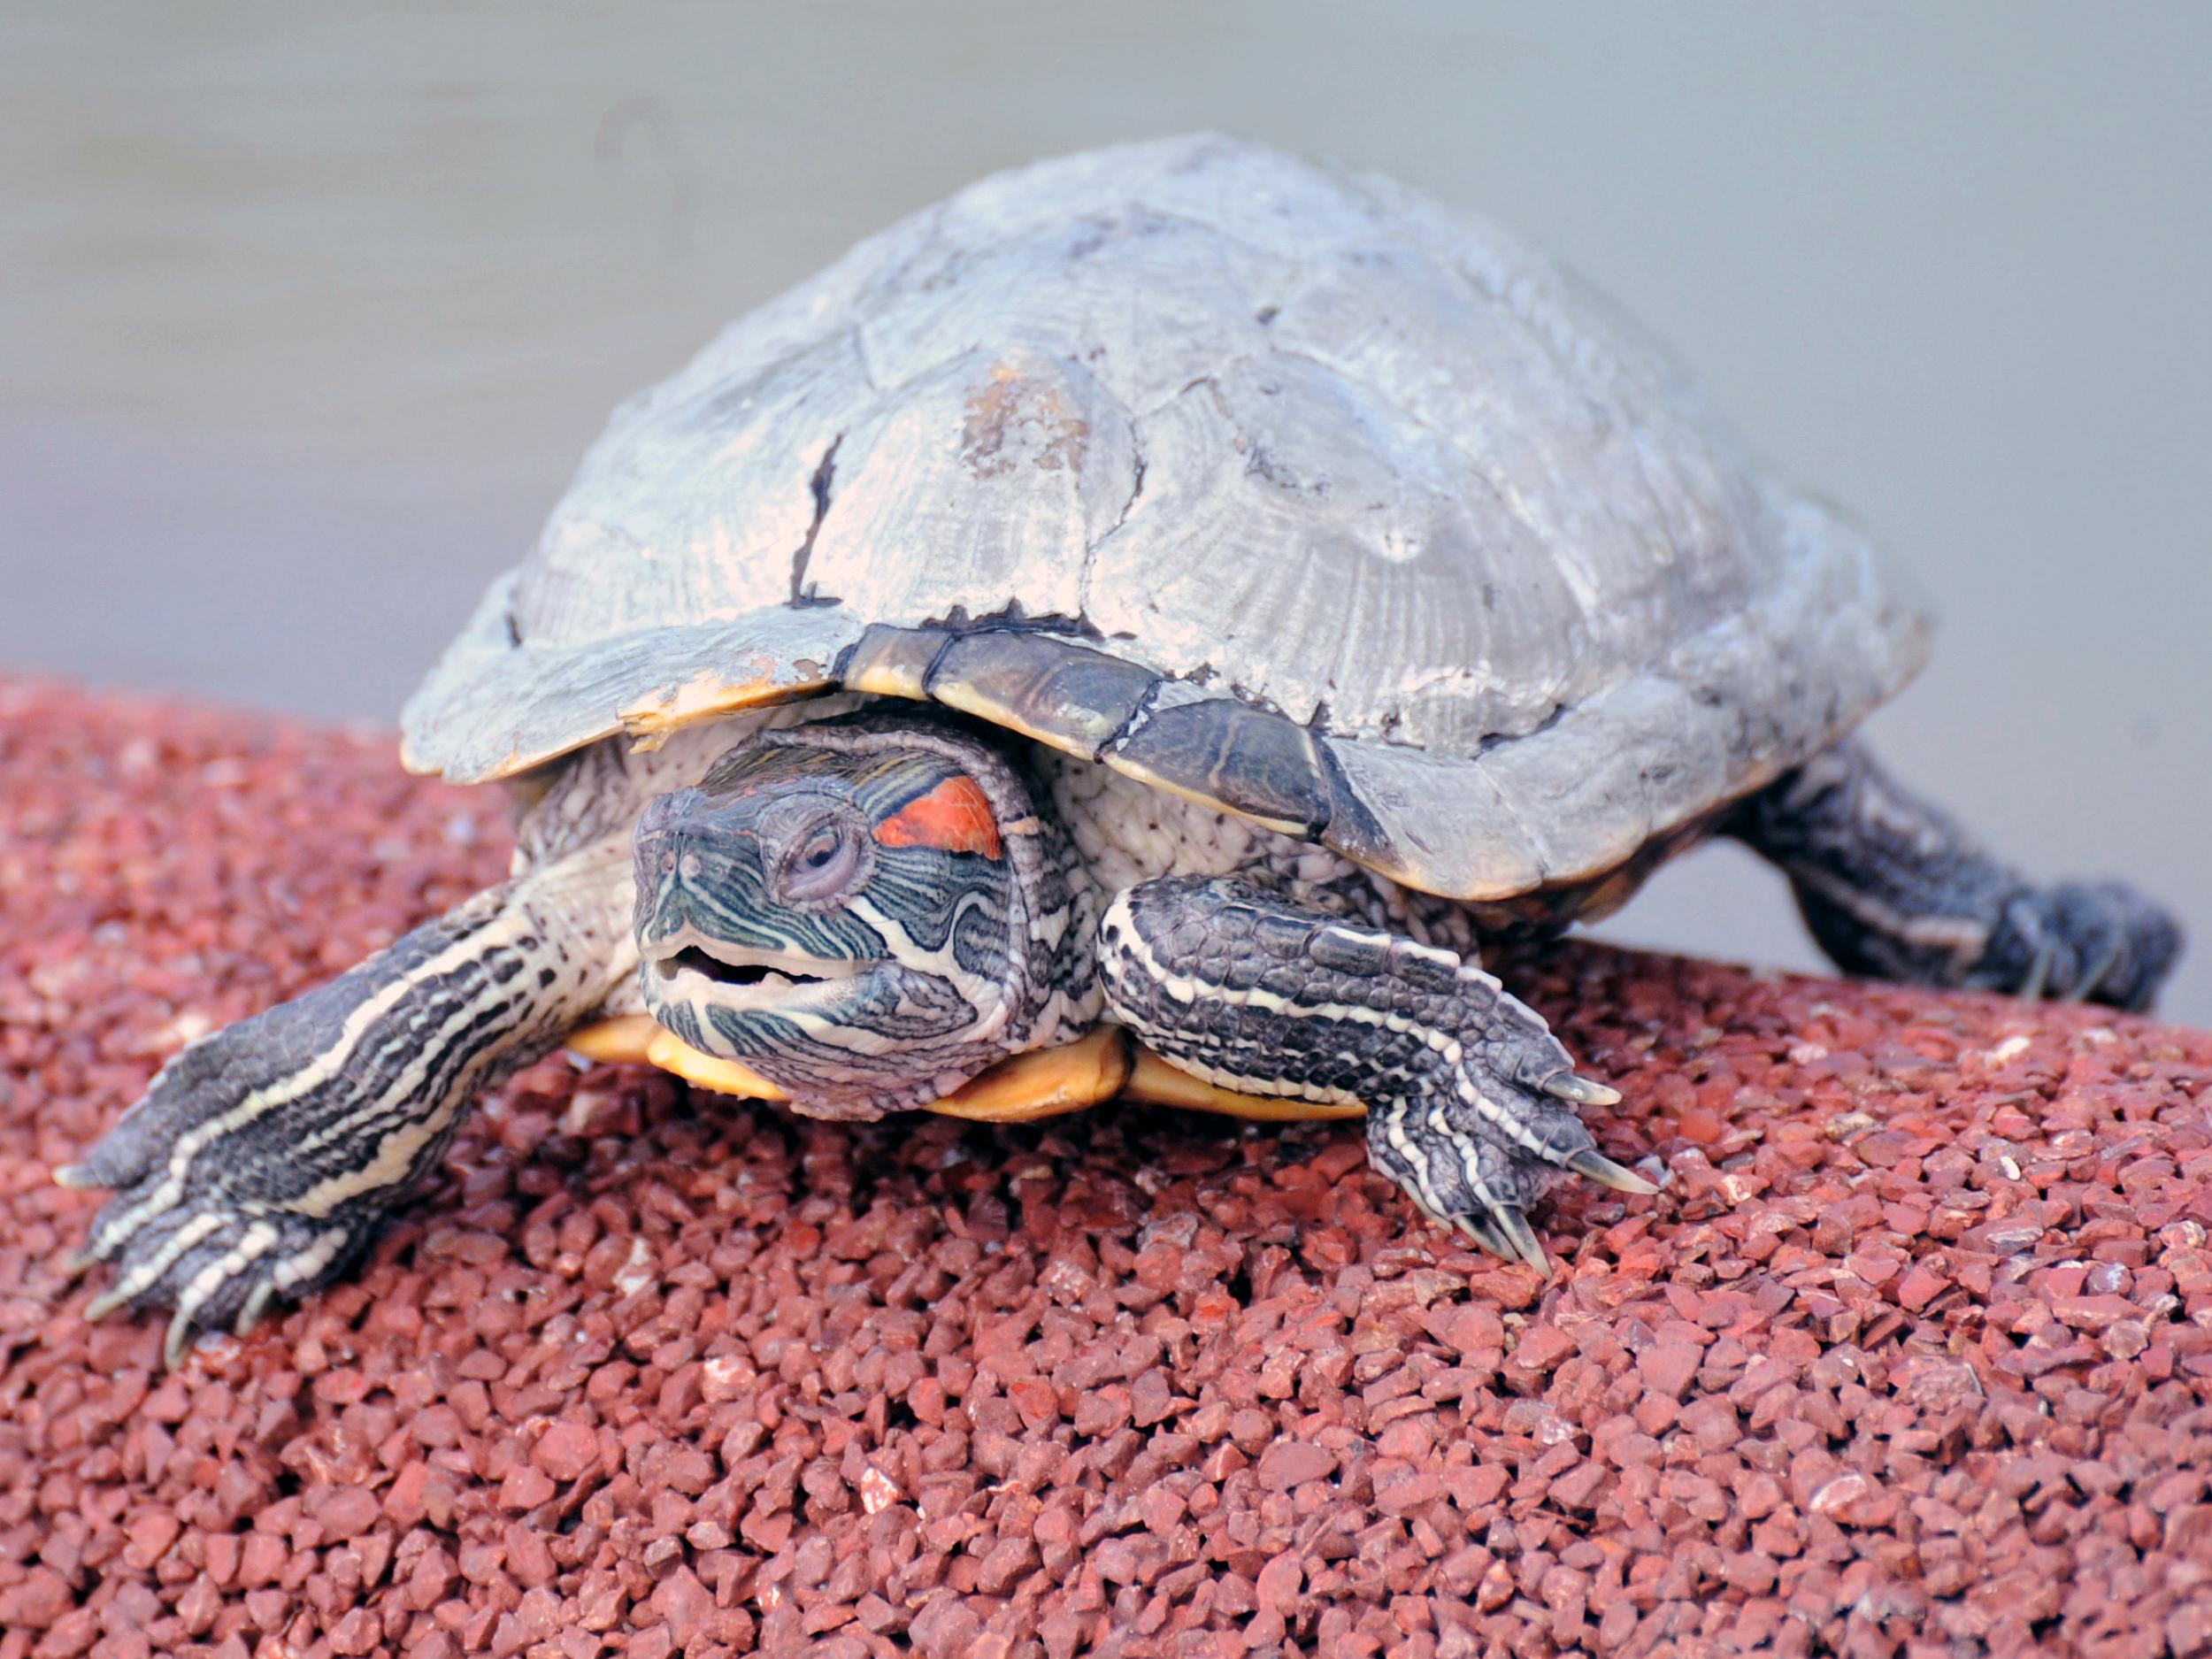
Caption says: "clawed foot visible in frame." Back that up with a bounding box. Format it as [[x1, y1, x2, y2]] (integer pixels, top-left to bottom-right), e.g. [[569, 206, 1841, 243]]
[[68, 1187, 373, 1368], [1738, 741, 2183, 1014], [59, 969, 459, 1364], [1097, 873, 1652, 1276], [1364, 985, 1653, 1273], [1975, 881, 2182, 1012]]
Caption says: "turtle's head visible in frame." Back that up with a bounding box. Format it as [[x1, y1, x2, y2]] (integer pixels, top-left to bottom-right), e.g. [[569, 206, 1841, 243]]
[[631, 716, 1059, 1110]]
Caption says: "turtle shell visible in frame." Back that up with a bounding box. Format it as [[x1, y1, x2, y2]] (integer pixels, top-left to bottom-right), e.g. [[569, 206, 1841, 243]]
[[402, 134, 1928, 902]]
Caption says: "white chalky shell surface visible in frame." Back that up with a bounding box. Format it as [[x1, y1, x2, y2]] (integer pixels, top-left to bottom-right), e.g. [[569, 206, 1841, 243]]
[[404, 134, 1928, 901]]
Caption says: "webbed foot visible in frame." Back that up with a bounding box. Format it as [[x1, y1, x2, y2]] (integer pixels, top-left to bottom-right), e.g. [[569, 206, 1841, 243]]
[[73, 1187, 376, 1368], [60, 964, 471, 1363], [1737, 741, 2184, 1013], [1097, 875, 1652, 1268], [1357, 972, 1653, 1271], [1969, 880, 2180, 1011], [63, 881, 598, 1361]]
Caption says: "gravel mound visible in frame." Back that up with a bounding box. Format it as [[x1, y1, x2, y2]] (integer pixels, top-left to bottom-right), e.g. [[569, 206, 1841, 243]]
[[3, 677, 2209, 1658]]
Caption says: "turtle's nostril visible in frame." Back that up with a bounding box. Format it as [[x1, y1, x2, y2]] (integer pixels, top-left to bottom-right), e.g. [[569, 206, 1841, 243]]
[[680, 852, 703, 880]]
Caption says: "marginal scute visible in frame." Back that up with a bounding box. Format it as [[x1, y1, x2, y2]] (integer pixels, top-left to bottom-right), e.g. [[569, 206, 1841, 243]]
[[1106, 699, 1325, 839], [1312, 738, 1397, 873], [403, 603, 863, 783], [839, 623, 952, 703], [1323, 739, 1547, 902], [921, 631, 1157, 759], [618, 667, 824, 750]]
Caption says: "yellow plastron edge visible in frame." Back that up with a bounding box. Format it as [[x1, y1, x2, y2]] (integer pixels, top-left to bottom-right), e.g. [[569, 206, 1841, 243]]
[[564, 1018, 1369, 1125], [565, 1015, 791, 1100], [1122, 1045, 1366, 1122]]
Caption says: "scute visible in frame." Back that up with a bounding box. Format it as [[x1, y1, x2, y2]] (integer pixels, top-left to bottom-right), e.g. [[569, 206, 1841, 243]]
[[920, 631, 1156, 757], [403, 133, 1929, 899], [399, 580, 859, 777], [1108, 699, 1325, 840]]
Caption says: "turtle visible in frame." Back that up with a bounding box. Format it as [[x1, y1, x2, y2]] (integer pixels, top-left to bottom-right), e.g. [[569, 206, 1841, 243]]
[[66, 134, 2180, 1363]]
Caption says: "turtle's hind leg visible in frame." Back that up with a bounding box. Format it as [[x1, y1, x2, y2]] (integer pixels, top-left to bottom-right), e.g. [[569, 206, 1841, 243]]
[[1094, 875, 1651, 1269], [1732, 739, 2181, 1010], [63, 840, 633, 1363]]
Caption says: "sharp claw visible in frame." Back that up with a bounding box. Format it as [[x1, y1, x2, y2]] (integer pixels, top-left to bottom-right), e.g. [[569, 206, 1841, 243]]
[[1567, 1147, 1659, 1194], [235, 1279, 277, 1339], [164, 1308, 197, 1370], [2017, 939, 2055, 1003], [1545, 1074, 1622, 1107], [1492, 1205, 1553, 1276], [52, 1164, 101, 1190], [1405, 1189, 1506, 1263], [82, 1284, 131, 1324], [1452, 1213, 1515, 1263], [2063, 940, 2124, 1005]]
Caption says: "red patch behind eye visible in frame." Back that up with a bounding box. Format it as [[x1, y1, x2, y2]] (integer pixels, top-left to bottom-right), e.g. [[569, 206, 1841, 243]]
[[872, 776, 1004, 859]]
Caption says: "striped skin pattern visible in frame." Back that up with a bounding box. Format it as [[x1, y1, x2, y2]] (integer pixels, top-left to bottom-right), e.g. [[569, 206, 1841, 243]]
[[93, 699, 2184, 1346], [66, 836, 636, 1364], [1095, 875, 1636, 1268], [1732, 741, 2181, 1011], [65, 703, 1641, 1350], [624, 714, 1637, 1259], [1040, 750, 1484, 957], [634, 715, 1094, 1118]]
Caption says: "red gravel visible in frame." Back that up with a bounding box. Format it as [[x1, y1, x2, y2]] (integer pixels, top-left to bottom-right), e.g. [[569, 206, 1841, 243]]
[[4, 675, 2211, 1658]]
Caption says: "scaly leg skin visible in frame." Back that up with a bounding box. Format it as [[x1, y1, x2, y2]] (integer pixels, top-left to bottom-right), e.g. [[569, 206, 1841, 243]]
[[1732, 740, 2182, 1011], [61, 839, 633, 1363], [1096, 875, 1651, 1270]]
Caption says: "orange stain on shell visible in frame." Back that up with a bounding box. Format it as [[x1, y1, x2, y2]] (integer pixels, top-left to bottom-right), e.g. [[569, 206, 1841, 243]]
[[872, 775, 1003, 859]]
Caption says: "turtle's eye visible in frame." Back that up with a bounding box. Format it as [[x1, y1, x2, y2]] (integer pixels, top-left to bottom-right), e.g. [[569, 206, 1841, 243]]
[[777, 818, 866, 907]]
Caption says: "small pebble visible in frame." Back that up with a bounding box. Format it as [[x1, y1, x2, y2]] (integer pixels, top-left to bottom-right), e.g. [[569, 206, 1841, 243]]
[[4, 678, 2208, 1655]]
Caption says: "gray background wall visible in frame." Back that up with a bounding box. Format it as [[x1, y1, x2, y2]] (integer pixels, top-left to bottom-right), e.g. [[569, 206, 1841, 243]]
[[4, 3, 2207, 1023]]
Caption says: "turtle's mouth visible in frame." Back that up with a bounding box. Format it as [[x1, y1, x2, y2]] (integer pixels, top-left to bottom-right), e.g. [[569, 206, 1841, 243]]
[[662, 947, 826, 989], [642, 927, 869, 1002]]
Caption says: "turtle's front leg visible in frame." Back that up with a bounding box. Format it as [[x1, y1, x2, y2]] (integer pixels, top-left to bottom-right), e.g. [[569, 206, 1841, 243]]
[[63, 841, 633, 1363], [1096, 875, 1650, 1267]]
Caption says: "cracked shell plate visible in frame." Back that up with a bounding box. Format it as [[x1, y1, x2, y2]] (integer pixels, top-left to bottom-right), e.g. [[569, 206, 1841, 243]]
[[403, 134, 1929, 902]]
